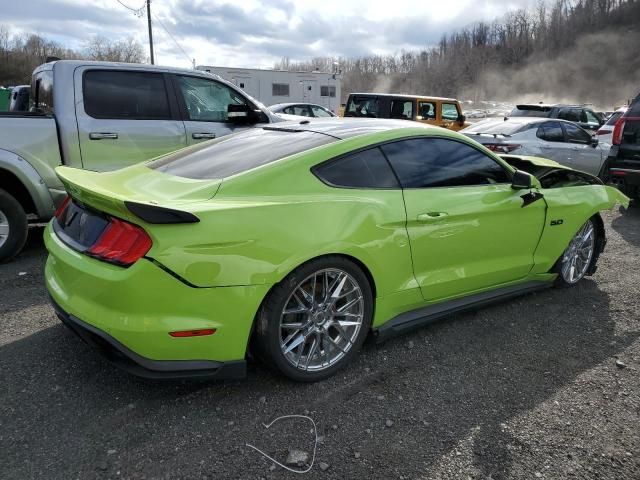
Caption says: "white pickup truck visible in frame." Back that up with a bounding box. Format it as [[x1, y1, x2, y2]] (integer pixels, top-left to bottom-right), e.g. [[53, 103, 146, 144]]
[[0, 60, 285, 262]]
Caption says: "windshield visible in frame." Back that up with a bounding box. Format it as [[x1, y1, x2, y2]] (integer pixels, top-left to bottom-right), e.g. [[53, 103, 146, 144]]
[[148, 128, 336, 180]]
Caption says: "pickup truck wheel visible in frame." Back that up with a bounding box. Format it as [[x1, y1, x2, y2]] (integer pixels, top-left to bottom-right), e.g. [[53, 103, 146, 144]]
[[0, 189, 28, 263]]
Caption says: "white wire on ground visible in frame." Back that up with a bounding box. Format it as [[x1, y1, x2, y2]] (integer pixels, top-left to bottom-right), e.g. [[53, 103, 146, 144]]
[[245, 414, 318, 474]]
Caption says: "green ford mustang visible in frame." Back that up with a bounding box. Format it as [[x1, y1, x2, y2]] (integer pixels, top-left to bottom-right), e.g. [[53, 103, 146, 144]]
[[45, 119, 629, 382]]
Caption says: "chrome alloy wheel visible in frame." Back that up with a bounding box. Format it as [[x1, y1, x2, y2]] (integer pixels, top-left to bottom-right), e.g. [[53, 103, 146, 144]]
[[279, 268, 364, 372], [560, 219, 595, 284], [0, 209, 9, 249]]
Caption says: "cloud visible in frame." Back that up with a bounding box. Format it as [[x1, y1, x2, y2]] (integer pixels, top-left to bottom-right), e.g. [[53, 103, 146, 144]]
[[1, 0, 544, 69]]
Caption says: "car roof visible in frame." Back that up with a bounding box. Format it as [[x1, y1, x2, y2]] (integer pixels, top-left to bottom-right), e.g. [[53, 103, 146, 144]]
[[269, 103, 329, 110], [515, 103, 590, 109], [466, 116, 592, 132], [263, 117, 435, 140], [34, 59, 223, 80], [349, 93, 458, 102]]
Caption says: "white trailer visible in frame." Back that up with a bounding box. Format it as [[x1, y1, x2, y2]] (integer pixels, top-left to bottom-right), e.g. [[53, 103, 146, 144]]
[[196, 65, 342, 114]]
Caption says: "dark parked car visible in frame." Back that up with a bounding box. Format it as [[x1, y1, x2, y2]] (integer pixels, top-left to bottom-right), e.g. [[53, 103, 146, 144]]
[[8, 85, 29, 112], [608, 94, 640, 201], [509, 104, 604, 133]]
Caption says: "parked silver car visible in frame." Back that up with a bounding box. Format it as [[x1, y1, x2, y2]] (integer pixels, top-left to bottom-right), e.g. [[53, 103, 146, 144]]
[[461, 117, 608, 177], [269, 102, 336, 118]]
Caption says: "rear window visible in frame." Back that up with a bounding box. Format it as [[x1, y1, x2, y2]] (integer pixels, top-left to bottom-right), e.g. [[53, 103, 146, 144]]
[[629, 100, 640, 116], [510, 105, 551, 118], [605, 111, 624, 126], [148, 128, 336, 179], [30, 70, 54, 115], [463, 120, 527, 136]]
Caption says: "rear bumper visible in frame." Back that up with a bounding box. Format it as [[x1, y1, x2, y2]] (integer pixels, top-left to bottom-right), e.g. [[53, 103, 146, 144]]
[[607, 151, 640, 196], [609, 166, 640, 196], [53, 298, 246, 380], [44, 221, 271, 378]]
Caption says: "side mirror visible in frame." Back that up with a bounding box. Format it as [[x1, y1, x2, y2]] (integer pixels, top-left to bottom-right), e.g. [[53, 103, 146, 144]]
[[227, 103, 262, 124], [591, 137, 599, 147], [511, 170, 534, 190], [458, 114, 466, 124]]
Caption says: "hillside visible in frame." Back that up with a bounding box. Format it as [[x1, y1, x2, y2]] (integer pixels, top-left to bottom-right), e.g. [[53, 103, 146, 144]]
[[277, 0, 640, 109]]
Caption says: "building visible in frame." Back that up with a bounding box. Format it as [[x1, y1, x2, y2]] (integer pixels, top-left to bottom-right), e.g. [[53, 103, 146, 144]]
[[196, 65, 342, 114]]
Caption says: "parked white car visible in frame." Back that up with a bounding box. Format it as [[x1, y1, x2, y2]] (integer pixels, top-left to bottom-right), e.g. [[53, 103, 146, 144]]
[[595, 107, 627, 145], [462, 117, 609, 177], [269, 102, 337, 118]]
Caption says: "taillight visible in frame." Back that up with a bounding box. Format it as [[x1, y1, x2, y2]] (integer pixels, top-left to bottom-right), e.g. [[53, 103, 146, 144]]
[[612, 117, 626, 145], [54, 196, 71, 219], [87, 217, 152, 266], [485, 143, 521, 153]]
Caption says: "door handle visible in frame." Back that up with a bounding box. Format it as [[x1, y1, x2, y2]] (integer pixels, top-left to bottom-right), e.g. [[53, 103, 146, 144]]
[[89, 132, 118, 140], [417, 212, 448, 223], [192, 132, 216, 140]]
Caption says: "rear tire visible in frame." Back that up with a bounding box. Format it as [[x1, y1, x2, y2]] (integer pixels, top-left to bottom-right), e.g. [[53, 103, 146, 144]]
[[552, 217, 598, 288], [253, 256, 373, 382], [0, 188, 28, 263]]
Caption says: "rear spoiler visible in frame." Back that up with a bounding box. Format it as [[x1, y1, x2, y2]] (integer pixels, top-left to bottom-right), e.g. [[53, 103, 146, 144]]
[[125, 202, 199, 224], [515, 105, 552, 112]]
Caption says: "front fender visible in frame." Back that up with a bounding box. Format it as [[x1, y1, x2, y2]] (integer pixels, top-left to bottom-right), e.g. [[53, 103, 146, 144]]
[[605, 185, 631, 209], [531, 184, 629, 274]]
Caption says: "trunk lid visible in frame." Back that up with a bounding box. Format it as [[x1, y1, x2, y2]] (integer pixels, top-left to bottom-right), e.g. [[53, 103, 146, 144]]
[[55, 164, 221, 220]]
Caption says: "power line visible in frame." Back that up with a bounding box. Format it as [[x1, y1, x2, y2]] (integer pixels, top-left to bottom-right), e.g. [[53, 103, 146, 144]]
[[116, 0, 146, 16], [151, 11, 193, 66]]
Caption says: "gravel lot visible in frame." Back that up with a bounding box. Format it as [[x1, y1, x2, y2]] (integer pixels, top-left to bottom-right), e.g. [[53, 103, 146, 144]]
[[1, 208, 638, 480]]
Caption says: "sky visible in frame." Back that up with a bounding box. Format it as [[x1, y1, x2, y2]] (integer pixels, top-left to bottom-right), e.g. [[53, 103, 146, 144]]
[[2, 0, 540, 69]]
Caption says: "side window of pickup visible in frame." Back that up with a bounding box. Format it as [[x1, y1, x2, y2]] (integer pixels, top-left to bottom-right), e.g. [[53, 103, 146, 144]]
[[83, 70, 171, 120], [174, 76, 248, 122]]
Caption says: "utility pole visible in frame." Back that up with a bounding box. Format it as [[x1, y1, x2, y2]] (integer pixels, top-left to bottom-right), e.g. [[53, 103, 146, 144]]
[[147, 0, 154, 65]]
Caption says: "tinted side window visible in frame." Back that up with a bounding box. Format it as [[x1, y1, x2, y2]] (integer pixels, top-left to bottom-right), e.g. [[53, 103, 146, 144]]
[[311, 105, 332, 117], [345, 96, 380, 118], [83, 70, 170, 120], [30, 70, 54, 115], [563, 123, 591, 144], [418, 101, 436, 119], [176, 76, 247, 122], [558, 108, 581, 122], [283, 105, 311, 117], [536, 122, 565, 142], [314, 147, 399, 189], [441, 103, 459, 120], [382, 138, 510, 188], [390, 100, 414, 120], [585, 110, 600, 124]]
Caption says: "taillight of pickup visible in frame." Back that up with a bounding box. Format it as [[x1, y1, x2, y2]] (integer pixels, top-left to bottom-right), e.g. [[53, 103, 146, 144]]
[[53, 196, 152, 267]]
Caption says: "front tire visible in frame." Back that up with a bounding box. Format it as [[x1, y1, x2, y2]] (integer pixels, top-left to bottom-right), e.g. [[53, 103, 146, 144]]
[[553, 218, 597, 287], [253, 256, 373, 382], [0, 189, 28, 263]]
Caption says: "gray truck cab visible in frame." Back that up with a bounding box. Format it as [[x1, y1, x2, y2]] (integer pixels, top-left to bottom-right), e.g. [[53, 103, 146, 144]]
[[0, 60, 282, 262]]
